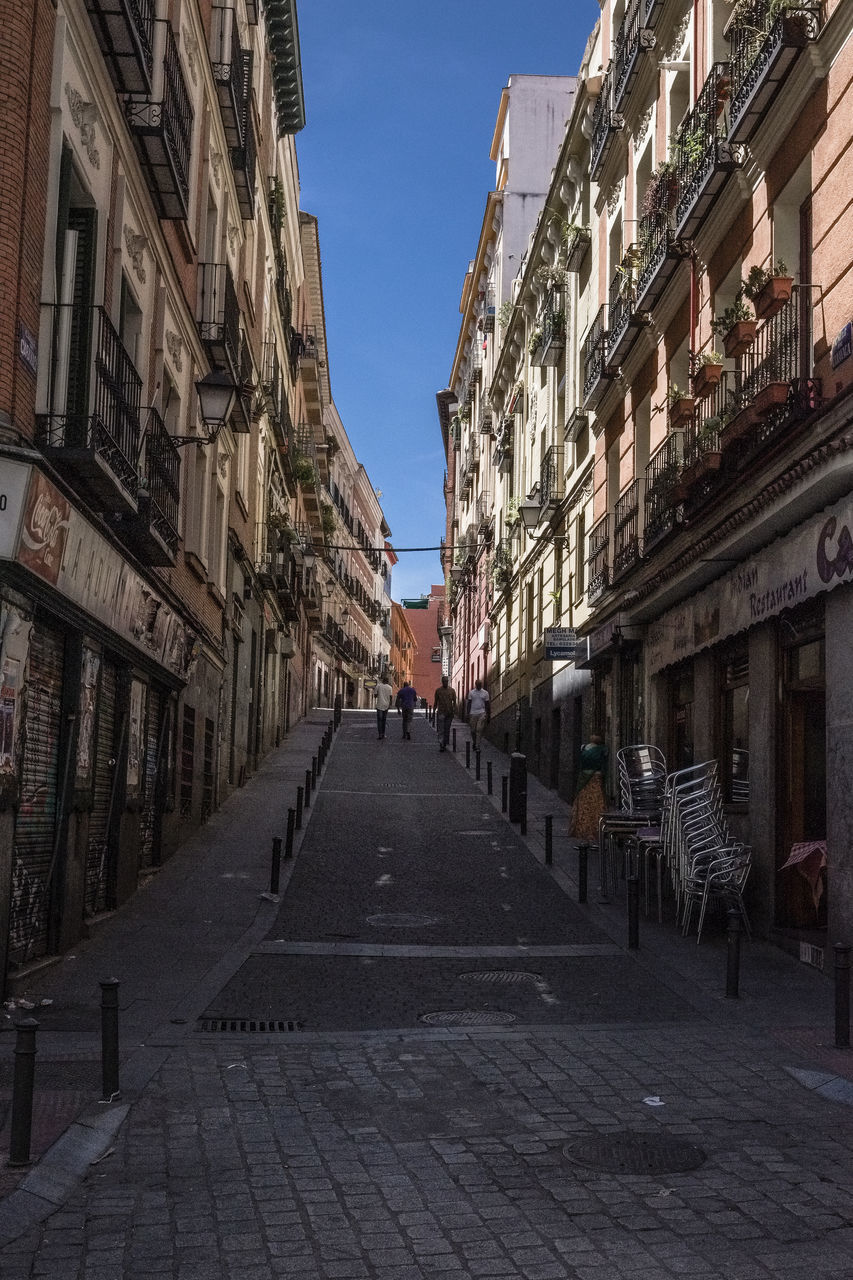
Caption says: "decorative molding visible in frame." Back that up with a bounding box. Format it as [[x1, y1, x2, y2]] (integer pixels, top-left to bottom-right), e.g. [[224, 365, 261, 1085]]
[[65, 84, 100, 169], [165, 330, 183, 372], [606, 179, 623, 215], [181, 27, 198, 84], [633, 104, 654, 149], [210, 149, 222, 187], [227, 223, 238, 253], [665, 10, 691, 61], [217, 451, 229, 479], [123, 225, 147, 283]]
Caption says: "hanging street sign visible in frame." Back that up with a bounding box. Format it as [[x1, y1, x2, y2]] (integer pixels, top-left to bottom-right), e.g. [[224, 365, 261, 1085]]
[[543, 627, 577, 661]]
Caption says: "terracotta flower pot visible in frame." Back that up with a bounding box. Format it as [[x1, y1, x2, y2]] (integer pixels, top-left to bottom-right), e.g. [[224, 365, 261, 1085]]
[[668, 396, 695, 430], [754, 276, 794, 320], [693, 363, 723, 400], [720, 404, 757, 444], [754, 381, 790, 416], [723, 320, 758, 359]]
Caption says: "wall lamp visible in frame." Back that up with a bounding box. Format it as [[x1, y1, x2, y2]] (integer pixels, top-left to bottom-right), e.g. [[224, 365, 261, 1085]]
[[171, 370, 239, 447], [517, 498, 568, 545], [302, 543, 317, 571]]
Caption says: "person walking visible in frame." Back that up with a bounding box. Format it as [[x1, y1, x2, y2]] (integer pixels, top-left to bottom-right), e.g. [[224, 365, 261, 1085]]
[[395, 680, 418, 740], [466, 679, 490, 752], [569, 733, 608, 842], [433, 675, 457, 752], [373, 672, 393, 740]]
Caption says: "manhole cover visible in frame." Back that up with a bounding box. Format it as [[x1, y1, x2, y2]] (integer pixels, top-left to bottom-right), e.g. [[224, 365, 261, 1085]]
[[460, 971, 543, 985], [367, 913, 441, 928], [563, 1131, 706, 1175], [420, 1011, 517, 1026]]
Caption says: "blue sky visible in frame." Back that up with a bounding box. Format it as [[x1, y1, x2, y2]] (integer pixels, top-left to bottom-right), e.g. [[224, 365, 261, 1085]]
[[295, 1, 600, 602]]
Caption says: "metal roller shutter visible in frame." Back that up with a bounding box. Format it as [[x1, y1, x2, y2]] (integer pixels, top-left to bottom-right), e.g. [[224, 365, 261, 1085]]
[[10, 625, 64, 966], [85, 658, 119, 916], [139, 686, 165, 871]]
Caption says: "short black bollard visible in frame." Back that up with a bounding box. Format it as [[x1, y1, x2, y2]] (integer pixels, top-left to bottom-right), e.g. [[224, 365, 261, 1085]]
[[627, 875, 640, 950], [835, 942, 851, 1048], [545, 815, 553, 866], [100, 978, 121, 1101], [285, 808, 295, 859], [295, 785, 304, 830], [8, 1018, 38, 1167], [452, 728, 457, 754], [578, 843, 589, 904], [726, 909, 742, 1000], [304, 768, 312, 807], [311, 755, 317, 787], [270, 836, 282, 895], [475, 750, 481, 781], [501, 775, 508, 813], [487, 761, 493, 795], [465, 741, 471, 770], [333, 695, 342, 729]]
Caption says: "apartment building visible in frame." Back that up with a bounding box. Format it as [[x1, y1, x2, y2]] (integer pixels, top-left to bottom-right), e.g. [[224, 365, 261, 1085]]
[[442, 0, 853, 952], [389, 603, 418, 691], [0, 0, 388, 988]]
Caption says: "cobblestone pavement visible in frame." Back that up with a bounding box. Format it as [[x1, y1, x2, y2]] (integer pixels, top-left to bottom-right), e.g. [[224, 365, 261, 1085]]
[[2, 711, 853, 1278]]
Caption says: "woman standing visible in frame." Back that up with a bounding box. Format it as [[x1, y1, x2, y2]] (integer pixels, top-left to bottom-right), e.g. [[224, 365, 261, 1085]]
[[570, 733, 608, 842]]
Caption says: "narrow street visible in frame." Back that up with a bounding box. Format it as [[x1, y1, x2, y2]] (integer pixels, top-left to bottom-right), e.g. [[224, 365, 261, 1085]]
[[2, 711, 853, 1279]]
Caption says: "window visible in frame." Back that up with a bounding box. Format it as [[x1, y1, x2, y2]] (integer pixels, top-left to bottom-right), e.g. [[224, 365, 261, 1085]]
[[719, 645, 749, 803]]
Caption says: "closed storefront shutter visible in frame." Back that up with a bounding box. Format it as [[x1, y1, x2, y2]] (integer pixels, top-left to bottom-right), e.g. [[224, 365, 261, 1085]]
[[139, 686, 164, 871], [85, 658, 119, 916], [11, 625, 65, 967]]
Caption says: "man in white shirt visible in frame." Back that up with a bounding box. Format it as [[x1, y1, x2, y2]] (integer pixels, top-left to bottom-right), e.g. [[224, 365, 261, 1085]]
[[373, 674, 394, 740], [466, 679, 490, 752]]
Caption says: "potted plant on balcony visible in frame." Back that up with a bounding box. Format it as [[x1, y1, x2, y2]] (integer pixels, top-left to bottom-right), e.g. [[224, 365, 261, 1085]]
[[692, 350, 725, 400], [528, 326, 544, 358], [667, 384, 695, 430], [712, 293, 757, 358], [742, 259, 794, 320], [641, 158, 679, 217], [292, 453, 317, 489]]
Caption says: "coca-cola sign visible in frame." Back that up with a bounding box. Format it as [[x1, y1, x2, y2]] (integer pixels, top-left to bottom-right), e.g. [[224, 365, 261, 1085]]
[[17, 469, 70, 585]]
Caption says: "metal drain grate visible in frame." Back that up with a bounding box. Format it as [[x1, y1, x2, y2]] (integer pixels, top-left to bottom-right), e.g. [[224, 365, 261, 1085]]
[[367, 912, 441, 928], [460, 971, 544, 985], [419, 1010, 517, 1027], [197, 1018, 303, 1034], [563, 1131, 706, 1175]]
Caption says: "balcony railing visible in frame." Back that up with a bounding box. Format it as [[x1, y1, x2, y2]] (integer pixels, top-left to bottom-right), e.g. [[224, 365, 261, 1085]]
[[476, 491, 493, 534], [581, 305, 612, 408], [537, 297, 567, 368], [37, 305, 141, 511], [232, 109, 257, 220], [606, 251, 651, 368], [586, 514, 610, 603], [263, 339, 282, 424], [634, 208, 689, 312], [125, 22, 192, 220], [482, 286, 496, 333], [644, 432, 684, 551], [212, 7, 252, 148], [564, 408, 588, 443], [612, 480, 641, 579], [589, 69, 623, 181], [540, 445, 564, 508], [197, 261, 241, 376], [113, 407, 180, 563], [85, 0, 154, 94], [565, 225, 592, 272], [673, 63, 739, 238], [493, 419, 513, 472], [728, 2, 822, 144], [612, 0, 658, 110]]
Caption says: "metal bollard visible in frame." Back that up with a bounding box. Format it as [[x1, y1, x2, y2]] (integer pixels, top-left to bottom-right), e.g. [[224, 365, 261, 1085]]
[[295, 785, 304, 830], [7, 1018, 38, 1167], [726, 909, 742, 1000], [501, 775, 508, 813], [487, 761, 493, 795], [835, 943, 851, 1048], [627, 875, 640, 950], [285, 808, 295, 859], [545, 815, 553, 866], [270, 836, 282, 895], [311, 755, 317, 787], [465, 741, 471, 770], [452, 728, 457, 754], [475, 750, 481, 781], [100, 978, 121, 1101], [578, 843, 589, 904], [304, 768, 312, 807]]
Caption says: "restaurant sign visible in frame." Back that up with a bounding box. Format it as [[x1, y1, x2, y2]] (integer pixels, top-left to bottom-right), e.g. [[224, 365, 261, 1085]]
[[646, 494, 853, 674]]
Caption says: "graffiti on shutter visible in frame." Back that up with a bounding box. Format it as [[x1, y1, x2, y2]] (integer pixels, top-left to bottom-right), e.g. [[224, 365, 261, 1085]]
[[85, 658, 118, 916], [139, 686, 164, 870]]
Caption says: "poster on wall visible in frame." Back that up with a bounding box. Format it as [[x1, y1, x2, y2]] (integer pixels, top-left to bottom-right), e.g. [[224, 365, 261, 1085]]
[[127, 679, 146, 796], [76, 648, 101, 785]]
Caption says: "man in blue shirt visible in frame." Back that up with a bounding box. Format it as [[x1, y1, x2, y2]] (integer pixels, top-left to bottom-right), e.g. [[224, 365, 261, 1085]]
[[394, 681, 418, 740]]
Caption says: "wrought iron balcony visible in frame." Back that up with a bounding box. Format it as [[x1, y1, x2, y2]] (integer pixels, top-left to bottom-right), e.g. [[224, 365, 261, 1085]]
[[232, 108, 257, 220], [644, 432, 684, 552], [634, 208, 690, 312], [565, 225, 591, 272], [581, 305, 613, 409], [612, 0, 658, 110], [540, 445, 564, 509], [493, 418, 513, 472], [197, 261, 241, 376], [728, 2, 822, 144], [125, 22, 192, 220], [564, 408, 588, 444], [234, 337, 254, 433], [586, 514, 610, 603], [476, 491, 494, 535], [612, 480, 641, 579], [262, 339, 282, 424], [37, 304, 141, 513], [537, 297, 567, 368], [85, 0, 154, 94], [112, 407, 180, 564], [482, 286, 496, 333], [212, 8, 252, 148], [589, 69, 623, 181], [606, 251, 650, 369], [731, 288, 821, 455], [673, 63, 740, 238]]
